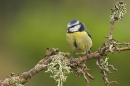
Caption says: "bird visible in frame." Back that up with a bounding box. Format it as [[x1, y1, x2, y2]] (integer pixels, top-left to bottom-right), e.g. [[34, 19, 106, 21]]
[[66, 20, 92, 58]]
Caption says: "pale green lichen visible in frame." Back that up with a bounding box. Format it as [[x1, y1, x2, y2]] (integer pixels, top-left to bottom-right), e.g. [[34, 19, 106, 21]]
[[10, 83, 24, 86], [110, 1, 127, 21], [45, 53, 72, 86], [97, 57, 117, 74], [100, 57, 109, 72]]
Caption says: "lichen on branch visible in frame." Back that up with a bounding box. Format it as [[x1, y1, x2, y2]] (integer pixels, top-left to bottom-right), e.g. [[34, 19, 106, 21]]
[[45, 52, 72, 86], [110, 0, 126, 22]]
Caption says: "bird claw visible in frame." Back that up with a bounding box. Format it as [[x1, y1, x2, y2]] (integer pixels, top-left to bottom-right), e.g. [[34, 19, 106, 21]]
[[86, 51, 91, 59], [70, 56, 74, 63]]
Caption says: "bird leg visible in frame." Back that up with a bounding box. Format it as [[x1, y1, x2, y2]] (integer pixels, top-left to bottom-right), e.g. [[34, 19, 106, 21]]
[[86, 50, 91, 59]]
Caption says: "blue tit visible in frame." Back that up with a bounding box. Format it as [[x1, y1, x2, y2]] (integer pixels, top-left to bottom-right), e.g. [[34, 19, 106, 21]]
[[66, 20, 92, 57]]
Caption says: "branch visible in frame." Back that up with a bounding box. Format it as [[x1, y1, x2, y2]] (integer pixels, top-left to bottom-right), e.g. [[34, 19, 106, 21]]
[[0, 37, 129, 86], [0, 42, 129, 86], [0, 48, 60, 86]]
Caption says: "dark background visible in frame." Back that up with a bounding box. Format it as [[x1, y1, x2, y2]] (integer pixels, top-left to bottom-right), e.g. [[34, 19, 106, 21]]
[[0, 0, 130, 86]]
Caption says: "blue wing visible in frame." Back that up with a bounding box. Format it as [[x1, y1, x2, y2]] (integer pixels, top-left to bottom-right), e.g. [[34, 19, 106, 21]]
[[85, 29, 92, 39], [79, 22, 92, 39]]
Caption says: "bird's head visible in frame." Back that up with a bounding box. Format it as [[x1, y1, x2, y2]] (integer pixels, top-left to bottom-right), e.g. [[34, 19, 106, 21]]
[[66, 20, 85, 33]]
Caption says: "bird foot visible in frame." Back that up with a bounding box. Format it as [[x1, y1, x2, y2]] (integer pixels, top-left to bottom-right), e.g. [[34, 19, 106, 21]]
[[86, 51, 91, 59], [70, 56, 74, 63]]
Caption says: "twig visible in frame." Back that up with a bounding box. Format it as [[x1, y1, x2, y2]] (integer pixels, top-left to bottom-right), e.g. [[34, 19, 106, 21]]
[[109, 20, 115, 39]]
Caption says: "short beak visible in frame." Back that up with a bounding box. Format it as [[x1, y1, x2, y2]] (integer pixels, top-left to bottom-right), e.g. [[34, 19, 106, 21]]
[[66, 27, 69, 33]]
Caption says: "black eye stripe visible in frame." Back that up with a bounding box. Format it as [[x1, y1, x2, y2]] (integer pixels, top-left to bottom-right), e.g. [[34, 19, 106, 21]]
[[69, 24, 79, 28]]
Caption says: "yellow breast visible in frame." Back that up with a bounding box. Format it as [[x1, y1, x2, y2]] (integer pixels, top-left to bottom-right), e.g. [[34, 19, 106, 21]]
[[66, 31, 92, 54]]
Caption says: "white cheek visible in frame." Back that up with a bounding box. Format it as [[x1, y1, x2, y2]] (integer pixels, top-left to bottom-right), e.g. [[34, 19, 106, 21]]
[[69, 25, 81, 32], [74, 25, 80, 30]]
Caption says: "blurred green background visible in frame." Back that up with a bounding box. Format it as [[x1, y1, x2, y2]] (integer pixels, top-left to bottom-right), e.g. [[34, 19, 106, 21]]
[[0, 0, 130, 86]]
